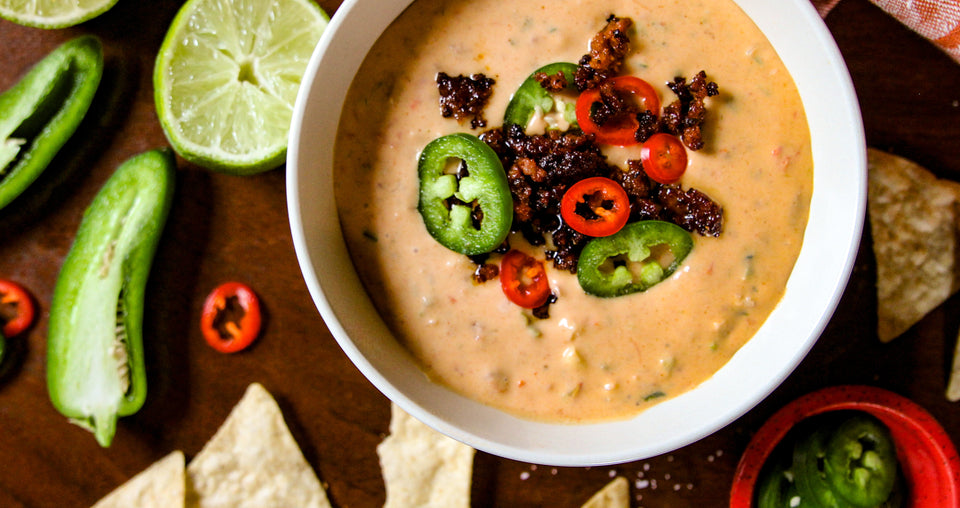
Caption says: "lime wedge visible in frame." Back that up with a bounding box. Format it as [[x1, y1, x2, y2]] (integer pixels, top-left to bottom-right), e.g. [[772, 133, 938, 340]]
[[0, 0, 118, 28], [154, 0, 328, 175]]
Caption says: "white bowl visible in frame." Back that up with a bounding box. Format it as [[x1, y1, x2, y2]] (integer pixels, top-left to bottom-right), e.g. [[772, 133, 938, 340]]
[[287, 0, 864, 466]]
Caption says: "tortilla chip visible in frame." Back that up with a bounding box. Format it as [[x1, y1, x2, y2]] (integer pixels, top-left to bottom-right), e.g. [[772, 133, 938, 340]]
[[867, 148, 960, 342], [581, 476, 629, 508], [377, 403, 475, 508], [185, 383, 331, 508], [91, 450, 185, 508]]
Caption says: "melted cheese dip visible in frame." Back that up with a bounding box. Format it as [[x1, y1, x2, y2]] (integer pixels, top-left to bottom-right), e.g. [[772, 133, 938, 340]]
[[334, 0, 812, 422]]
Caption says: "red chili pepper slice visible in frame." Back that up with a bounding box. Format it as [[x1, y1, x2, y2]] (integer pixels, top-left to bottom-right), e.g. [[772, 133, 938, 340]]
[[201, 282, 262, 354], [0, 279, 36, 338], [640, 133, 688, 184], [560, 177, 631, 237], [575, 76, 660, 146], [500, 250, 551, 309]]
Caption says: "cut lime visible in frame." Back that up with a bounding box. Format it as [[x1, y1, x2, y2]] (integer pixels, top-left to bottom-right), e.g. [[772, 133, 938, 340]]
[[0, 0, 118, 28], [154, 0, 328, 175]]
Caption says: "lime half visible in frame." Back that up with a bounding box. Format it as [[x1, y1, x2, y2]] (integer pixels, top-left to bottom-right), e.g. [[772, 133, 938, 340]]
[[154, 0, 328, 174], [0, 0, 118, 28]]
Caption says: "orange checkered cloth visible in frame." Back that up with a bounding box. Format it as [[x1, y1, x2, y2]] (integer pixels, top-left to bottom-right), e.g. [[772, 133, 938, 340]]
[[812, 0, 960, 63]]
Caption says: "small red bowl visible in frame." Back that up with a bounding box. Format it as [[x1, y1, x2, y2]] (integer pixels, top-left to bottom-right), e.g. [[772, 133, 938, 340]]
[[730, 385, 960, 507]]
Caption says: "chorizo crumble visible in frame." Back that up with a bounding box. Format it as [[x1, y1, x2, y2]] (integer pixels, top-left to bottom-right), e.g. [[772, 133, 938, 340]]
[[434, 14, 725, 315], [534, 70, 570, 93], [436, 72, 496, 129], [661, 71, 720, 150], [574, 15, 633, 91]]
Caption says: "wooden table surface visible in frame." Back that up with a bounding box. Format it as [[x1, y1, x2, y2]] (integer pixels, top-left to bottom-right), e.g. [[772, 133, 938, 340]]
[[2, 0, 960, 506]]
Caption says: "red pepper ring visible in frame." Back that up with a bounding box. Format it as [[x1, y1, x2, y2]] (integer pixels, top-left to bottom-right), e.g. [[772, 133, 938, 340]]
[[500, 250, 552, 309], [560, 177, 631, 237], [201, 282, 262, 354], [575, 76, 661, 146], [640, 132, 688, 184], [0, 279, 36, 338]]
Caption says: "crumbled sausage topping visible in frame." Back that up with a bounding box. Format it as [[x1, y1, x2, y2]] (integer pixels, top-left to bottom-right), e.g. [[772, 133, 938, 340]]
[[660, 71, 720, 150], [532, 294, 557, 319], [534, 70, 570, 93], [589, 78, 647, 131], [436, 72, 496, 129], [616, 160, 724, 237], [574, 15, 633, 91], [634, 110, 660, 144], [656, 184, 724, 237], [473, 262, 500, 284]]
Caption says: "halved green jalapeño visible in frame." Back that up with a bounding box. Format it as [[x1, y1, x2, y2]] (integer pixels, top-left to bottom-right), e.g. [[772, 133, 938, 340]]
[[417, 133, 512, 256], [0, 35, 103, 211], [47, 149, 176, 447], [503, 62, 579, 132], [577, 220, 693, 297]]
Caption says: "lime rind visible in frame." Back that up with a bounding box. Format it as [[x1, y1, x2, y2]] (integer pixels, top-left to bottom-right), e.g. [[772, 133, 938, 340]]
[[154, 0, 328, 175], [0, 0, 119, 28]]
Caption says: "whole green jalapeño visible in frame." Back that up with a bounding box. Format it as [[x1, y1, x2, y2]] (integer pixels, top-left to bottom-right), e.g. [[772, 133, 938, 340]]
[[417, 133, 512, 256], [577, 220, 693, 297], [47, 148, 176, 447]]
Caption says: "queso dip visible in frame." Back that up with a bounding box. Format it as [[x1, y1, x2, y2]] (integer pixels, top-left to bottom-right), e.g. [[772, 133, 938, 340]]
[[334, 0, 812, 422]]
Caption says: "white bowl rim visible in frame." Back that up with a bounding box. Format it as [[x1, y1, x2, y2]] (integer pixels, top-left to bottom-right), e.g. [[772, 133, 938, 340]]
[[287, 0, 865, 466]]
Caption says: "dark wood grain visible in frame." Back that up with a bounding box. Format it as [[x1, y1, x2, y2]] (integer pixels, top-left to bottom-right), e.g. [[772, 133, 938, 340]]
[[2, 0, 959, 506]]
